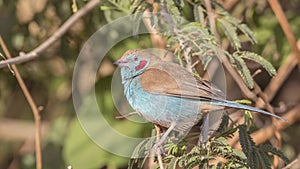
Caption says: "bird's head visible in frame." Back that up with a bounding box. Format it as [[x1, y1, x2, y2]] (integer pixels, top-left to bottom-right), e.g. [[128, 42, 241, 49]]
[[115, 49, 153, 80]]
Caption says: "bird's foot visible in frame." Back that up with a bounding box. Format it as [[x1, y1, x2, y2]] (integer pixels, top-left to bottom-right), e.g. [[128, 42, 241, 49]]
[[153, 143, 166, 156]]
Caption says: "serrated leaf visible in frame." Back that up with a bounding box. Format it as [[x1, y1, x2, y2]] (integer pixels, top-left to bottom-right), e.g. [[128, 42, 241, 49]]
[[238, 51, 277, 76], [238, 125, 257, 168], [223, 16, 245, 36], [260, 144, 290, 164], [255, 150, 271, 169], [218, 9, 257, 44], [168, 156, 179, 169], [130, 0, 144, 13], [198, 157, 209, 168], [237, 24, 257, 44], [232, 149, 247, 159], [194, 5, 206, 26], [166, 0, 181, 19], [173, 0, 184, 13], [218, 18, 241, 49], [216, 114, 229, 133], [232, 54, 254, 88], [185, 156, 200, 169]]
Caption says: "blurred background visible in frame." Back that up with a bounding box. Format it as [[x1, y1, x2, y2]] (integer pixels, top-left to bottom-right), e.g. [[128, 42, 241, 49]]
[[0, 0, 300, 168]]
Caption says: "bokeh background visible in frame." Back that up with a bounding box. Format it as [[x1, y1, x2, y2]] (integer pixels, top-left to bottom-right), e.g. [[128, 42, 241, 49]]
[[0, 0, 300, 168]]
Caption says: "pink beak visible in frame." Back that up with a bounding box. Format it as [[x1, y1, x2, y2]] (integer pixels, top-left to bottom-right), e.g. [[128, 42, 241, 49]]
[[114, 59, 128, 67]]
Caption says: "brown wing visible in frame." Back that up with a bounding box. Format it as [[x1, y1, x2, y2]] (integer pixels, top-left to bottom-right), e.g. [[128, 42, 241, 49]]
[[139, 62, 225, 102]]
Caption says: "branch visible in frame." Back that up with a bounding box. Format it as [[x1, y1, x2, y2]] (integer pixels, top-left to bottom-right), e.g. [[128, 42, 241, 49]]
[[160, 1, 193, 72], [233, 103, 300, 150], [255, 0, 300, 111], [268, 0, 300, 69], [142, 9, 166, 49], [0, 36, 42, 169], [204, 0, 258, 101], [0, 0, 100, 68]]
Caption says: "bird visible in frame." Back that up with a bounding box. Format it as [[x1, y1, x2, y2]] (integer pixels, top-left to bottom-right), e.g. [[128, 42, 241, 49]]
[[114, 49, 285, 146]]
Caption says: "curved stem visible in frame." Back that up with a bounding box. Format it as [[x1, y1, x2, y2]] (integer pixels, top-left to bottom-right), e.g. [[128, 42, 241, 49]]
[[0, 0, 100, 68]]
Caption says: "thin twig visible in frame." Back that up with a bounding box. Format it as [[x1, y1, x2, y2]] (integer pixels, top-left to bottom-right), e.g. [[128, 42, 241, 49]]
[[204, 0, 258, 101], [160, 1, 193, 72], [0, 0, 100, 68], [204, 1, 285, 153], [0, 36, 42, 169], [282, 158, 299, 169], [258, 40, 300, 106], [254, 82, 282, 168], [256, 0, 300, 115], [154, 124, 164, 169], [160, 2, 178, 32], [222, 0, 239, 10], [204, 0, 220, 42], [142, 10, 166, 49], [204, 0, 284, 121], [268, 0, 300, 69]]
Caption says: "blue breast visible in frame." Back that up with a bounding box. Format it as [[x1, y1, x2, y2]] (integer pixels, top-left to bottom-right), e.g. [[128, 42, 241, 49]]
[[123, 77, 201, 131]]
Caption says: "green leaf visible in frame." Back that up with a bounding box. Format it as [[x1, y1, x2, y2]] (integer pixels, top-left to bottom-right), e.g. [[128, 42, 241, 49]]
[[166, 0, 182, 18], [234, 99, 252, 105], [238, 125, 258, 168], [71, 0, 78, 13], [238, 51, 277, 76], [237, 24, 257, 44], [232, 53, 254, 88], [260, 144, 290, 164], [255, 150, 271, 169], [168, 156, 179, 169], [218, 18, 241, 49], [194, 5, 206, 26], [173, 0, 184, 13], [216, 114, 229, 133], [217, 9, 257, 44], [100, 6, 111, 11]]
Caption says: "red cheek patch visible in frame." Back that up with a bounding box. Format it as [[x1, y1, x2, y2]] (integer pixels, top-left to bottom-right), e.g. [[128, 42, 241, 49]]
[[135, 60, 147, 71]]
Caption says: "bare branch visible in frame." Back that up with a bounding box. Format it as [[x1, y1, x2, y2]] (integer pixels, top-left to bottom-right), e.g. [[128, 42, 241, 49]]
[[0, 0, 100, 68], [0, 36, 42, 169], [268, 0, 300, 68]]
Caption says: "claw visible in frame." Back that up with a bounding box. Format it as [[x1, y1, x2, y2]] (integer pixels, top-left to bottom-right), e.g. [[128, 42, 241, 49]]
[[153, 143, 166, 156]]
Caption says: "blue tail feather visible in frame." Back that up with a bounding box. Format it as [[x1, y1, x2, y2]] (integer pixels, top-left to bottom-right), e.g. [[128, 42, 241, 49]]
[[210, 100, 286, 121]]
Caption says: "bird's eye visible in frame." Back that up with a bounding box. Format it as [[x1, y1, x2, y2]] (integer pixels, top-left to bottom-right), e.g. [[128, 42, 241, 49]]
[[134, 57, 138, 61]]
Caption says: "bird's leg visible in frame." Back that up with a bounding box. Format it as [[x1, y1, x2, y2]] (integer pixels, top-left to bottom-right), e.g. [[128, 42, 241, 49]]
[[153, 122, 177, 152], [154, 124, 164, 169], [199, 114, 209, 146]]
